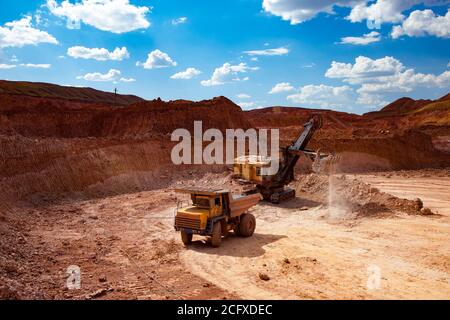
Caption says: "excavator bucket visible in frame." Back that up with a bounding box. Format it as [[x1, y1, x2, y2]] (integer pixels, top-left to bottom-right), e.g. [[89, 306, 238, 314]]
[[312, 151, 341, 174]]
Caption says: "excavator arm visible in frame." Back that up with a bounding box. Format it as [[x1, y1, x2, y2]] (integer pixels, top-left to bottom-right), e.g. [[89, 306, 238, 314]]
[[272, 115, 323, 186]]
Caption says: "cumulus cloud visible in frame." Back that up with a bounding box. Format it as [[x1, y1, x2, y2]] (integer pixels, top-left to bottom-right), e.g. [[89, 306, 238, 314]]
[[325, 56, 405, 84], [243, 47, 289, 56], [324, 55, 450, 107], [47, 0, 150, 34], [0, 16, 58, 48], [269, 82, 294, 94], [201, 63, 257, 86], [67, 46, 130, 61], [237, 93, 251, 99], [137, 50, 177, 69], [172, 17, 188, 25], [262, 0, 359, 24], [391, 9, 450, 39], [340, 31, 381, 45], [77, 68, 121, 81], [170, 67, 201, 80], [347, 0, 447, 25], [262, 0, 447, 28], [287, 84, 356, 109]]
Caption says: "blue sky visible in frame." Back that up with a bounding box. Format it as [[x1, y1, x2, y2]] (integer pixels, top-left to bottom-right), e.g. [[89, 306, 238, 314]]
[[0, 0, 449, 114]]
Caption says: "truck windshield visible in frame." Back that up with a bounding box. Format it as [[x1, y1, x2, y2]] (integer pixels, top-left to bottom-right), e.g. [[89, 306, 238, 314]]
[[193, 197, 210, 208]]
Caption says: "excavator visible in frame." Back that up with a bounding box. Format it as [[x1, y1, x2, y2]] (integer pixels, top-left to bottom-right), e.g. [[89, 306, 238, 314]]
[[233, 115, 334, 203]]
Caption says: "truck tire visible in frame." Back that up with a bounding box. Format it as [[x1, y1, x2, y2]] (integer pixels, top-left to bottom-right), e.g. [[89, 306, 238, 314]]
[[181, 231, 193, 246], [239, 213, 256, 237], [211, 222, 222, 247], [233, 225, 241, 236]]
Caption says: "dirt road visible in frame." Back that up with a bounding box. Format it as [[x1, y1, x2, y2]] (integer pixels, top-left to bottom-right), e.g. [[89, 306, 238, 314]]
[[181, 173, 450, 299], [2, 171, 449, 299]]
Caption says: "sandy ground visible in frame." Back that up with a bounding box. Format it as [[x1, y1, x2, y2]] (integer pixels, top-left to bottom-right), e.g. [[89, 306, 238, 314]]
[[3, 171, 449, 300]]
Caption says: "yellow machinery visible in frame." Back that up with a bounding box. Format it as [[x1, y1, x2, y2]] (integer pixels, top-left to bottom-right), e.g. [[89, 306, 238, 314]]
[[233, 116, 332, 203], [174, 187, 261, 247]]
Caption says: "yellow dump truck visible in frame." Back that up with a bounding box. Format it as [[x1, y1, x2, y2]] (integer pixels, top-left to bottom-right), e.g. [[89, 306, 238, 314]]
[[174, 188, 261, 247]]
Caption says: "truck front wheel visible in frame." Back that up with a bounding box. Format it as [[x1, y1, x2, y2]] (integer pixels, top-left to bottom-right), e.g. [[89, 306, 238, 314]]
[[181, 231, 193, 246], [239, 214, 256, 237], [211, 222, 222, 247]]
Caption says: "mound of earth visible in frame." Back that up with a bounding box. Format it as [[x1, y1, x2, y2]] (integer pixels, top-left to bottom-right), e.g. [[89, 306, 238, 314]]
[[294, 173, 434, 219]]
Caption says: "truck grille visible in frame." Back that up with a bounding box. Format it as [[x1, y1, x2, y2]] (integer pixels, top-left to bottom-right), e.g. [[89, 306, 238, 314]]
[[175, 216, 201, 230]]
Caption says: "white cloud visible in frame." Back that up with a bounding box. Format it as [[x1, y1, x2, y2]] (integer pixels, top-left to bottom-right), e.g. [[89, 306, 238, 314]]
[[340, 31, 381, 45], [237, 93, 251, 99], [20, 63, 51, 68], [120, 77, 136, 82], [269, 82, 294, 94], [201, 63, 257, 86], [0, 63, 51, 69], [170, 67, 201, 80], [77, 68, 121, 82], [238, 101, 256, 109], [137, 49, 177, 69], [67, 46, 129, 61], [324, 55, 450, 107], [262, 0, 447, 27], [0, 64, 16, 69], [287, 84, 356, 109], [357, 69, 450, 94], [262, 0, 360, 25], [325, 56, 405, 84], [0, 16, 58, 48], [347, 0, 446, 25], [356, 92, 388, 108], [301, 63, 316, 68], [250, 57, 259, 62], [391, 9, 450, 39], [47, 0, 150, 34], [10, 55, 19, 62], [172, 17, 188, 25], [244, 47, 289, 56]]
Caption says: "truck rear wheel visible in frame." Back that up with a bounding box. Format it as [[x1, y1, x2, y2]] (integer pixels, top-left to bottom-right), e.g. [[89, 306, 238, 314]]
[[211, 222, 222, 247], [181, 231, 193, 246], [239, 213, 256, 237]]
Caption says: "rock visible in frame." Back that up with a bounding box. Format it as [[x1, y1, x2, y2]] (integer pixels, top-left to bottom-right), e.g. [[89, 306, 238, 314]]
[[283, 258, 290, 264], [99, 275, 107, 283], [86, 288, 113, 299], [420, 207, 433, 216], [414, 198, 424, 211], [369, 187, 379, 194], [259, 273, 270, 281]]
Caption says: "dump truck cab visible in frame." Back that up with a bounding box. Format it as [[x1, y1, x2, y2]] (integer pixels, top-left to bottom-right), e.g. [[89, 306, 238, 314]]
[[174, 188, 261, 247]]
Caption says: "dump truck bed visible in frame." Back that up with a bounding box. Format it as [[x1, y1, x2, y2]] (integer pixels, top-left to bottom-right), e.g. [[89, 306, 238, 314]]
[[227, 193, 261, 217]]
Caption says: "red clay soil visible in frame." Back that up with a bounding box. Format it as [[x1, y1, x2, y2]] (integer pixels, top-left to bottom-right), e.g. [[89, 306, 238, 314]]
[[0, 81, 449, 300]]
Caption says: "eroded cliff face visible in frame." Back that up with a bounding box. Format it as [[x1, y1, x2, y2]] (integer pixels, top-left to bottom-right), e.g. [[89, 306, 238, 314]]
[[0, 81, 449, 205], [0, 93, 250, 204]]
